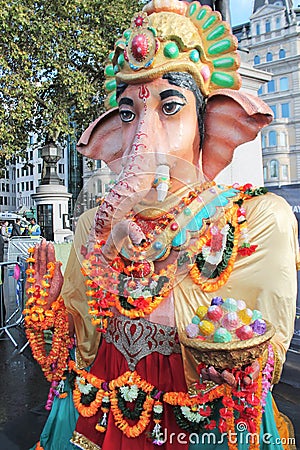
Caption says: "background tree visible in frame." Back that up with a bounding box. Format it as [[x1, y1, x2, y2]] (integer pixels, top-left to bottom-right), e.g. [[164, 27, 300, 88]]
[[0, 0, 143, 167]]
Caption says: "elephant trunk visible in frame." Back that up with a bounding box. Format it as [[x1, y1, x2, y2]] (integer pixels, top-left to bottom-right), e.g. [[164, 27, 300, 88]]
[[93, 151, 160, 241]]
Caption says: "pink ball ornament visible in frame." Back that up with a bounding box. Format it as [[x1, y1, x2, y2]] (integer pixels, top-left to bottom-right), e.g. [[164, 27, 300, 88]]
[[207, 305, 223, 322], [221, 312, 240, 331], [236, 325, 254, 341]]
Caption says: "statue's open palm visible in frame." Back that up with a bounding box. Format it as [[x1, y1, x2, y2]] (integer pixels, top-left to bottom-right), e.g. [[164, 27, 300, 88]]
[[27, 239, 64, 310]]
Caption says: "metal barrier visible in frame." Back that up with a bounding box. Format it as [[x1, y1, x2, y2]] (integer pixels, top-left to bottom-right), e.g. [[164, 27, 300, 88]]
[[0, 257, 27, 348], [7, 236, 42, 263]]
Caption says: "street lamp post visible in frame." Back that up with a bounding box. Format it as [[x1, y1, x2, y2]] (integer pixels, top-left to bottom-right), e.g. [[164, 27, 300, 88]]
[[31, 141, 72, 242], [40, 141, 63, 185]]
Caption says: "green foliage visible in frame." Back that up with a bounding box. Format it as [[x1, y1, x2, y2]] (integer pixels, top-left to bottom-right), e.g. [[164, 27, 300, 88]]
[[0, 0, 143, 166]]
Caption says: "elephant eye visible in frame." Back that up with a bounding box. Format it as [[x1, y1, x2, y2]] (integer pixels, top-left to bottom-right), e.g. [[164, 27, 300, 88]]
[[119, 110, 136, 123], [162, 101, 185, 116]]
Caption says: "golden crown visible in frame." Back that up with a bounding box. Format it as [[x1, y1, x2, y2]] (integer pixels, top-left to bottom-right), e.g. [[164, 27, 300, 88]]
[[104, 0, 241, 109]]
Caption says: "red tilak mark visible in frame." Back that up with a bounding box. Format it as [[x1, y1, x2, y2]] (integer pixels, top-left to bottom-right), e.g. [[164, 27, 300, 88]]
[[132, 143, 147, 153], [136, 132, 147, 139], [138, 85, 150, 100]]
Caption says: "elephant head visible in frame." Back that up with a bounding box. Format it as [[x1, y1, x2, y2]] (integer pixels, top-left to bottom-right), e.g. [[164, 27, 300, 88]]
[[77, 83, 272, 240], [76, 0, 273, 245]]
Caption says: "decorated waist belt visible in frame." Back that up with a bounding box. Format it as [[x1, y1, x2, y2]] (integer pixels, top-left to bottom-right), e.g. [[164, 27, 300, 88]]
[[103, 315, 181, 370]]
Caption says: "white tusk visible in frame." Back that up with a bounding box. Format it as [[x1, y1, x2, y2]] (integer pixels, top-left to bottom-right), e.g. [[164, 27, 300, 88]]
[[154, 164, 170, 202]]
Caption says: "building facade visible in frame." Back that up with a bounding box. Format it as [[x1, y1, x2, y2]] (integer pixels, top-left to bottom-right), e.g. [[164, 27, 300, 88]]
[[1, 136, 73, 217], [233, 0, 300, 187]]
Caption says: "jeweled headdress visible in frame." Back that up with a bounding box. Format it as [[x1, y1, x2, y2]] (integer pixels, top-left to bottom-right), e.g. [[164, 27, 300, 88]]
[[104, 0, 241, 109]]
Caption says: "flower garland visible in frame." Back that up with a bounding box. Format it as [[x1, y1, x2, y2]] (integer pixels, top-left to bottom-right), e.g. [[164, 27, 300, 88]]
[[82, 242, 177, 328], [212, 359, 263, 450], [188, 184, 267, 291], [188, 205, 239, 291], [68, 361, 225, 444], [68, 359, 274, 448], [23, 248, 72, 382], [82, 183, 267, 331], [261, 344, 275, 410]]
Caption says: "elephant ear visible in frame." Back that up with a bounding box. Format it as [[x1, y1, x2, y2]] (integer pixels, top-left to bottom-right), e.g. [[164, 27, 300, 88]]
[[77, 107, 123, 173], [202, 89, 273, 180]]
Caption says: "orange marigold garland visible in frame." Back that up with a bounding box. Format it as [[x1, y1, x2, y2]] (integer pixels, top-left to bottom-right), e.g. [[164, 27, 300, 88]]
[[67, 359, 268, 448], [188, 205, 240, 292], [188, 184, 266, 292], [82, 241, 176, 327], [23, 249, 72, 383], [82, 185, 265, 332], [68, 362, 225, 443]]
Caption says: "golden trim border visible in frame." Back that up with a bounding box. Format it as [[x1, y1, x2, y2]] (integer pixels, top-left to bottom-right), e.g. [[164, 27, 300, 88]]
[[70, 431, 102, 450], [280, 413, 297, 450]]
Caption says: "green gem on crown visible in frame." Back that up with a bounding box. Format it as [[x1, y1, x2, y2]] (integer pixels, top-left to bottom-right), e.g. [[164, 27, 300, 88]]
[[105, 65, 115, 77], [189, 49, 200, 63], [118, 53, 125, 68], [164, 42, 179, 59], [208, 39, 232, 56], [197, 9, 207, 21], [189, 3, 197, 16], [108, 92, 117, 108], [211, 72, 234, 88], [105, 78, 117, 92], [207, 24, 226, 41], [123, 30, 131, 41]]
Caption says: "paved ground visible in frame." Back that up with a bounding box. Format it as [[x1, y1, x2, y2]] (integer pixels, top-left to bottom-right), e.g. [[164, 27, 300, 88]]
[[0, 324, 299, 450]]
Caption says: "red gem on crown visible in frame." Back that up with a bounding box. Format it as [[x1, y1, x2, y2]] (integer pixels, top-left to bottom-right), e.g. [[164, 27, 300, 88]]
[[134, 15, 145, 27], [131, 34, 149, 62]]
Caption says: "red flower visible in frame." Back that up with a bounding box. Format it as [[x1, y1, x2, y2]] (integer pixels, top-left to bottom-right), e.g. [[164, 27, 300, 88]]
[[94, 290, 105, 299], [243, 183, 253, 191], [233, 401, 245, 413], [236, 418, 249, 431], [195, 382, 207, 391], [210, 233, 223, 252], [133, 297, 150, 309], [199, 406, 211, 417], [218, 418, 227, 433], [98, 299, 109, 308], [244, 382, 258, 393], [237, 207, 246, 218], [238, 244, 258, 256], [222, 396, 235, 408], [219, 407, 233, 419], [245, 394, 260, 406], [232, 389, 246, 398], [246, 418, 257, 434], [244, 407, 259, 418], [196, 362, 206, 375], [205, 420, 216, 430]]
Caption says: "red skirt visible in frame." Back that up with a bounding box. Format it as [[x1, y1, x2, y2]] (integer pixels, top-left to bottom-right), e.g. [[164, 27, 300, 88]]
[[75, 339, 188, 450]]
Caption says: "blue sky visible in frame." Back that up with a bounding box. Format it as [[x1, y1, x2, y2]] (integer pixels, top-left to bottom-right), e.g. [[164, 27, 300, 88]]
[[230, 0, 299, 26]]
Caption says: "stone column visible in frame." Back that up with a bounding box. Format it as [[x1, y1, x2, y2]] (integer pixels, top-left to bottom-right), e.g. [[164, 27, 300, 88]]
[[32, 142, 73, 242]]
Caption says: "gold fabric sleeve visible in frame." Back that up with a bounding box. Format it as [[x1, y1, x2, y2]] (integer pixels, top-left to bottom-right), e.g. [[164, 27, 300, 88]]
[[61, 207, 101, 368], [174, 193, 299, 387]]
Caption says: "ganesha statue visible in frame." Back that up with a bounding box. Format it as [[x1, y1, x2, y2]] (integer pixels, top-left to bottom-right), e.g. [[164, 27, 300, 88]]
[[25, 1, 299, 450]]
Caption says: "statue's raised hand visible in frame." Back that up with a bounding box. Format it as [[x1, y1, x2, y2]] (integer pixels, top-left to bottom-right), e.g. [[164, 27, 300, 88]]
[[28, 239, 64, 310]]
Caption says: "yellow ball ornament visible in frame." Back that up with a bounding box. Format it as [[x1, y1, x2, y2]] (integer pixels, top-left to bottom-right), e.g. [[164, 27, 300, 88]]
[[237, 308, 253, 325], [199, 320, 215, 336], [195, 306, 208, 320]]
